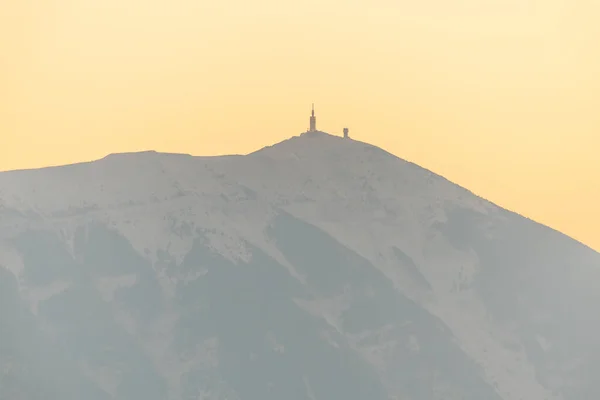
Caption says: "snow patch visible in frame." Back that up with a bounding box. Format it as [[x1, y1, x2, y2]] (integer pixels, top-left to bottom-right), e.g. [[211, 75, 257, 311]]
[[0, 242, 25, 282], [25, 280, 71, 315]]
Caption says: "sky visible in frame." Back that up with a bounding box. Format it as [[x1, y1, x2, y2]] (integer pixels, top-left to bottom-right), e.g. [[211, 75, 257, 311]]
[[1, 0, 599, 251]]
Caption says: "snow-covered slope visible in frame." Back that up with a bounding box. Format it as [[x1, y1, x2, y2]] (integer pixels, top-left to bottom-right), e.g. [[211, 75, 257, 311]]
[[1, 131, 599, 400]]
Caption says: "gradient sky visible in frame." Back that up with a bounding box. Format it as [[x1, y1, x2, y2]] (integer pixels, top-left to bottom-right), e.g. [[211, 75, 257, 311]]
[[1, 0, 599, 251]]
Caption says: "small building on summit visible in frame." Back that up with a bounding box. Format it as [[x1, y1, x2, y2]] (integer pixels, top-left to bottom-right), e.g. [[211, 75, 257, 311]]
[[305, 104, 350, 139]]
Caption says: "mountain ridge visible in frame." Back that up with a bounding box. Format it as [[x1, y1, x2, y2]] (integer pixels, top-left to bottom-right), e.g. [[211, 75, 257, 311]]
[[0, 131, 594, 253]]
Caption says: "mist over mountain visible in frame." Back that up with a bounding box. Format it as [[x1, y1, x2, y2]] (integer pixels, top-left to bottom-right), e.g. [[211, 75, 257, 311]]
[[1, 131, 599, 400]]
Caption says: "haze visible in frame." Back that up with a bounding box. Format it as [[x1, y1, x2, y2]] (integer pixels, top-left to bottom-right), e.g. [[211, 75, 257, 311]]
[[1, 0, 598, 250]]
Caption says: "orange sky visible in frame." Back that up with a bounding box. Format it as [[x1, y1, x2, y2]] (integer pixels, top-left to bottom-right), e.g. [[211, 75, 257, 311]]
[[1, 0, 599, 251]]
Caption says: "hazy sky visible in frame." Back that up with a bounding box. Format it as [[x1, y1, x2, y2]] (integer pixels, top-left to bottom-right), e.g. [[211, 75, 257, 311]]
[[1, 0, 599, 250]]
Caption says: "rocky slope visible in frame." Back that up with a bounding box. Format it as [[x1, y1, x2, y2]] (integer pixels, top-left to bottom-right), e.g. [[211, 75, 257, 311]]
[[0, 131, 599, 400]]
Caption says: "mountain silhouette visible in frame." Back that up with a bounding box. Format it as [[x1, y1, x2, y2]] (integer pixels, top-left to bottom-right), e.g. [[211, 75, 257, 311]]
[[1, 131, 598, 400]]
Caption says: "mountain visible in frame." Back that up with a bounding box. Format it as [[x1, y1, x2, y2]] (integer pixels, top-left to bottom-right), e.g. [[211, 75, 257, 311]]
[[0, 131, 599, 400]]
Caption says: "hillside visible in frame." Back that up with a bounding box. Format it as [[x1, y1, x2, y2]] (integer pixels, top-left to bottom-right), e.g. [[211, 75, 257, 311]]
[[1, 131, 599, 400]]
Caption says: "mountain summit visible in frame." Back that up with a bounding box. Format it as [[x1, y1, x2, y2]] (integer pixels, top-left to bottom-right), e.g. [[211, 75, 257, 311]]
[[1, 133, 599, 400]]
